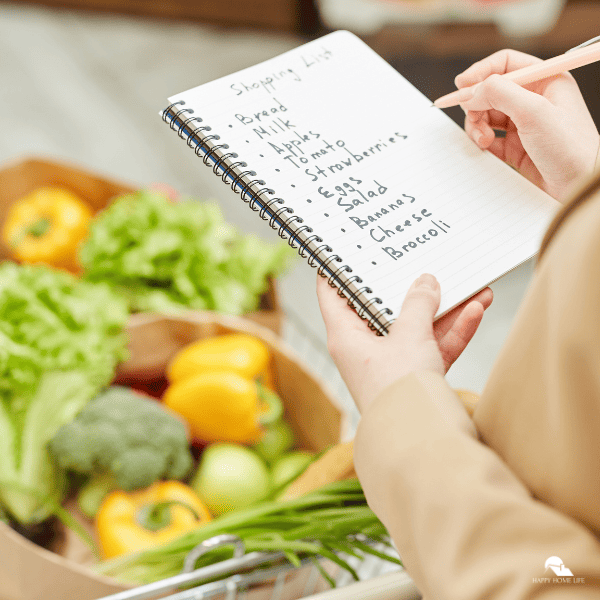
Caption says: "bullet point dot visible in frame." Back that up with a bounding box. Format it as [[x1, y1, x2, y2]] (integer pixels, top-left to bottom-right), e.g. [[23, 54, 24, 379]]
[[275, 169, 280, 172], [324, 213, 329, 217], [291, 184, 295, 188], [371, 261, 377, 265], [229, 124, 233, 128], [357, 245, 362, 249], [307, 199, 312, 203], [341, 228, 345, 232], [259, 154, 264, 158]]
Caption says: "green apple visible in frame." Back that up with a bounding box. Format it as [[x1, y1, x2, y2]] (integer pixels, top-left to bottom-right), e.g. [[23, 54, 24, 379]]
[[271, 451, 315, 490], [191, 443, 271, 516], [253, 420, 295, 464]]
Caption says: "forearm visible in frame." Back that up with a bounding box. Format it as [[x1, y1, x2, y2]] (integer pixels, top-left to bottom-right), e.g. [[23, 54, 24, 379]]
[[354, 373, 600, 599]]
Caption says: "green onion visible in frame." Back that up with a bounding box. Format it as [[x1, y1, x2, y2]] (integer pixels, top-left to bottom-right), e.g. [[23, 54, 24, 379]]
[[95, 480, 401, 584]]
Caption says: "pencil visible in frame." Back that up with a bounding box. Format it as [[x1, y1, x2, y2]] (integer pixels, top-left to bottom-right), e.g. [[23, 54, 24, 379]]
[[433, 42, 600, 109]]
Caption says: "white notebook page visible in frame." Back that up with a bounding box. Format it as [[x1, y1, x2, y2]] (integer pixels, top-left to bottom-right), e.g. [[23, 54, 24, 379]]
[[168, 30, 560, 320]]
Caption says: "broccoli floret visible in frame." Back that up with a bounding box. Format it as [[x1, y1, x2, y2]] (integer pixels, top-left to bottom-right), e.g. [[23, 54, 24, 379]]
[[49, 386, 193, 515]]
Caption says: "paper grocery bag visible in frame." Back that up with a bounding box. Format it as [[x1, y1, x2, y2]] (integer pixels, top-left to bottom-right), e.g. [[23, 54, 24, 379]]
[[0, 522, 127, 600], [0, 311, 347, 600]]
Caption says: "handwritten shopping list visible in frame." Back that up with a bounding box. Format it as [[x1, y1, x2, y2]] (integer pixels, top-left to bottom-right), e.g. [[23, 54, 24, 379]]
[[169, 31, 559, 318]]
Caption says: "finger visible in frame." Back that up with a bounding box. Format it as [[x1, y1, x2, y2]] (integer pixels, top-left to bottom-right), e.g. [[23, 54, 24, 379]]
[[439, 300, 485, 371], [434, 287, 493, 340], [465, 118, 496, 149], [316, 275, 371, 341], [488, 134, 544, 187], [458, 103, 484, 122], [455, 49, 543, 88], [486, 131, 535, 177], [475, 286, 494, 311], [466, 110, 484, 123], [464, 106, 510, 130], [391, 274, 440, 338], [487, 108, 509, 129], [461, 75, 555, 132], [484, 136, 507, 162]]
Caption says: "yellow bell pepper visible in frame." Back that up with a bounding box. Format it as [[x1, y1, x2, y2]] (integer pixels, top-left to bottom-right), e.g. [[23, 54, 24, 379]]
[[167, 334, 273, 387], [1, 186, 92, 273], [163, 371, 282, 444], [96, 481, 212, 559]]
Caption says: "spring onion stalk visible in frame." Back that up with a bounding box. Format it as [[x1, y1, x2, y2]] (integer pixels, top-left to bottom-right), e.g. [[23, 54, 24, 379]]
[[96, 479, 401, 584]]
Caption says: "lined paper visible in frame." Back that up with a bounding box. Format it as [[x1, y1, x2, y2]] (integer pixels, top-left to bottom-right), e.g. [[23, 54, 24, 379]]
[[168, 30, 560, 320]]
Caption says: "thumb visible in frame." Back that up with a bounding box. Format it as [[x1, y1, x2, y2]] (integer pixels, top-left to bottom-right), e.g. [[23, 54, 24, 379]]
[[391, 274, 440, 338], [463, 74, 554, 132]]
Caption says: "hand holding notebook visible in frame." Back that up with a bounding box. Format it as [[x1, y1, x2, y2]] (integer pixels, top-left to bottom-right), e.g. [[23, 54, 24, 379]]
[[162, 31, 560, 334]]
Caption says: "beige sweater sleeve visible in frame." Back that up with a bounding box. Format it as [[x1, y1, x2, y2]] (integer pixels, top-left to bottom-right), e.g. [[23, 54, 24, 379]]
[[354, 373, 600, 599], [354, 188, 600, 599]]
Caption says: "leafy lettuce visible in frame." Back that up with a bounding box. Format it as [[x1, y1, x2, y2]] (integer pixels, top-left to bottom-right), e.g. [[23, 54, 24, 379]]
[[79, 191, 294, 314], [0, 263, 128, 523]]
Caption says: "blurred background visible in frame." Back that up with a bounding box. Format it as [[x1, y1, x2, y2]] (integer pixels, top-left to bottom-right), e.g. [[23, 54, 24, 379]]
[[1, 0, 599, 422]]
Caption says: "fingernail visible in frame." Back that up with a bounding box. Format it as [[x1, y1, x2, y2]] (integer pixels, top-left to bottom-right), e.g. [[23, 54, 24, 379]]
[[416, 274, 437, 289], [473, 129, 483, 145]]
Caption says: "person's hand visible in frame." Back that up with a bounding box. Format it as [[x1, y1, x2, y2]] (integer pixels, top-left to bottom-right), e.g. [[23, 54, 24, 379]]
[[456, 49, 599, 203], [317, 274, 493, 414]]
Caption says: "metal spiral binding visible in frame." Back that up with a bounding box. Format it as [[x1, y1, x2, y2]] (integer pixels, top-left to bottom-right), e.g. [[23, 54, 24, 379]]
[[162, 101, 393, 335]]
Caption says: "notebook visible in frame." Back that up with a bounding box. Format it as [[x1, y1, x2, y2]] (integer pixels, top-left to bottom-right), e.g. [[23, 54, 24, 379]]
[[161, 30, 559, 335]]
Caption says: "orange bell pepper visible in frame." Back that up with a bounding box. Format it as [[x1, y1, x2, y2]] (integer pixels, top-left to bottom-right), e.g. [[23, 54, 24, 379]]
[[96, 481, 212, 559], [2, 187, 92, 273]]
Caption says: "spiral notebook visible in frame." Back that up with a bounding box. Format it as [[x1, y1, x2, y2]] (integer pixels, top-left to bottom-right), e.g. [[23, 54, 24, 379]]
[[161, 30, 559, 334]]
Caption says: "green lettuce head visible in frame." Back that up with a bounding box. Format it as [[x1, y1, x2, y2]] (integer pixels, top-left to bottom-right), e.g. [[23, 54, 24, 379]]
[[79, 190, 294, 314], [0, 263, 128, 524]]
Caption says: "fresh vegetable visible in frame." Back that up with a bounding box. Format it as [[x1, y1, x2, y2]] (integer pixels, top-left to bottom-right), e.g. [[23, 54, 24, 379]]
[[79, 190, 293, 314], [253, 420, 295, 464], [271, 451, 315, 491], [1, 187, 92, 272], [191, 443, 271, 516], [163, 372, 282, 444], [167, 334, 271, 385], [96, 481, 211, 559], [96, 479, 400, 585], [49, 386, 193, 517], [77, 472, 118, 519], [0, 262, 128, 524]]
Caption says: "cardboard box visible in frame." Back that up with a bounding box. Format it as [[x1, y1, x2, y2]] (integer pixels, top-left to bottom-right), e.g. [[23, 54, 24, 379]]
[[0, 156, 283, 334], [0, 312, 348, 600]]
